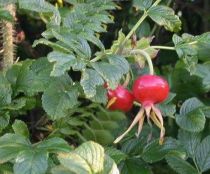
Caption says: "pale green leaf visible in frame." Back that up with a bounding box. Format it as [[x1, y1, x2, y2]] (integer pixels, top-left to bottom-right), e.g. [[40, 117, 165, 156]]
[[74, 141, 104, 173], [148, 5, 181, 32], [51, 165, 74, 174], [103, 155, 119, 174], [58, 153, 91, 174]]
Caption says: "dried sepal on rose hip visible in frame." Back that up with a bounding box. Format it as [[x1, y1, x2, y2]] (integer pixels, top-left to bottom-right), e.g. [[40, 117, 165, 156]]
[[106, 84, 134, 112], [114, 75, 169, 145]]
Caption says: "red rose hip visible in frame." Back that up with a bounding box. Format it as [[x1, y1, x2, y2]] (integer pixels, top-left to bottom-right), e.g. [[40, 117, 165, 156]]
[[107, 85, 134, 112], [132, 75, 169, 106], [114, 75, 170, 145]]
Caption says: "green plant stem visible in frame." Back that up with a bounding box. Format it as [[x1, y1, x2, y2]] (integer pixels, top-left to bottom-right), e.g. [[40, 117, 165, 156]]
[[151, 0, 162, 7], [151, 46, 176, 50], [130, 49, 154, 75], [90, 54, 103, 63], [91, 0, 162, 62], [118, 11, 148, 52], [189, 41, 198, 45], [116, 0, 162, 54], [193, 157, 202, 174]]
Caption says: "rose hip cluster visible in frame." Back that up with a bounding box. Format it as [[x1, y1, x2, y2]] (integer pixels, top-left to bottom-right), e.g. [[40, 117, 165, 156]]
[[106, 74, 169, 144]]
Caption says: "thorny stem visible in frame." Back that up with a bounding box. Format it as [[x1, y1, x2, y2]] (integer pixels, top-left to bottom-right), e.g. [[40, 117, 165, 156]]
[[2, 4, 16, 70], [130, 49, 154, 75]]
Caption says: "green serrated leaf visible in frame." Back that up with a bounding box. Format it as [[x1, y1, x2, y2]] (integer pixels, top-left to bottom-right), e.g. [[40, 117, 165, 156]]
[[33, 39, 71, 53], [0, 112, 10, 132], [166, 154, 198, 174], [6, 58, 52, 96], [158, 103, 176, 117], [142, 138, 183, 163], [195, 136, 210, 172], [58, 153, 91, 174], [120, 158, 152, 174], [194, 62, 210, 92], [57, 141, 119, 174], [105, 147, 127, 164], [91, 55, 129, 88], [133, 0, 152, 10], [180, 97, 204, 115], [103, 155, 119, 174], [37, 137, 71, 153], [148, 5, 181, 32], [176, 97, 206, 132], [14, 150, 48, 174], [80, 69, 104, 98], [82, 129, 114, 146], [201, 106, 210, 118], [42, 79, 78, 120], [18, 0, 60, 25], [178, 129, 201, 157], [176, 110, 205, 133], [48, 51, 76, 76], [0, 133, 30, 163], [90, 86, 107, 104], [74, 141, 104, 173], [0, 73, 12, 107]]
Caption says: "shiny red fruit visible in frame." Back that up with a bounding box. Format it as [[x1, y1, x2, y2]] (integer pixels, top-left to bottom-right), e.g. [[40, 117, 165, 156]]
[[107, 85, 134, 112], [132, 75, 169, 106]]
